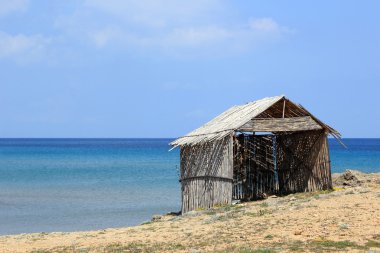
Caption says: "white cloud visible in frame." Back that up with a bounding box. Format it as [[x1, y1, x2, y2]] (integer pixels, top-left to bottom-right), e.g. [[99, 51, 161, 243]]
[[56, 0, 234, 50], [162, 18, 289, 49], [0, 32, 51, 63], [53, 2, 294, 58], [164, 26, 232, 47], [250, 18, 280, 32], [82, 18, 290, 56], [89, 27, 124, 48], [84, 0, 222, 28], [0, 0, 29, 17], [249, 17, 292, 34]]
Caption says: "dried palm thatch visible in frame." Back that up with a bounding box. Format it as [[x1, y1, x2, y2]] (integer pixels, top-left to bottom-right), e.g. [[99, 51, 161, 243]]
[[170, 95, 341, 148]]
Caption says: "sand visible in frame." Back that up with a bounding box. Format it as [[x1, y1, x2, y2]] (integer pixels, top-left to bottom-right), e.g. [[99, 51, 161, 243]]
[[1, 170, 379, 253]]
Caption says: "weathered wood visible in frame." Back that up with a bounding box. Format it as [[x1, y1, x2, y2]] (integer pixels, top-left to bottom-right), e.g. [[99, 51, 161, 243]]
[[238, 116, 322, 132], [276, 130, 332, 193], [180, 135, 233, 213], [180, 130, 333, 213]]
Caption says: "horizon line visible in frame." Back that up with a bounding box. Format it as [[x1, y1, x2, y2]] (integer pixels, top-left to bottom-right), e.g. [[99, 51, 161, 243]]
[[0, 137, 379, 139]]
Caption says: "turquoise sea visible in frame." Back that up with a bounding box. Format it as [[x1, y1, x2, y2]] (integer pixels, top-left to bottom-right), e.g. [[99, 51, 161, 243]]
[[0, 138, 379, 235]]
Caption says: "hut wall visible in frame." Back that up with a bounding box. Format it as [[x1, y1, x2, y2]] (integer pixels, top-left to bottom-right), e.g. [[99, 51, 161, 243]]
[[180, 135, 233, 213], [276, 130, 332, 193]]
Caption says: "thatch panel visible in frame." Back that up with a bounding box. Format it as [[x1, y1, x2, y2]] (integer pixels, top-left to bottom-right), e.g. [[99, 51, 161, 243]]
[[306, 133, 332, 190], [238, 116, 322, 132], [276, 130, 332, 193], [180, 135, 233, 213]]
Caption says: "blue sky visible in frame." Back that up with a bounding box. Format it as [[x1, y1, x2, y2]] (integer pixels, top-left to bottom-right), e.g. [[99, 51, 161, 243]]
[[0, 0, 379, 138]]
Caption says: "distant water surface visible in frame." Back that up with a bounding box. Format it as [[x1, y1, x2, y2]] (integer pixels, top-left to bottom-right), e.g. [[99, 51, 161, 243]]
[[329, 138, 380, 173], [0, 138, 379, 235], [0, 139, 180, 235]]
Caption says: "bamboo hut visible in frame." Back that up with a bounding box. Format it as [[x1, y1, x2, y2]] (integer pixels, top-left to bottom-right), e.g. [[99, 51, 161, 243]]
[[170, 95, 342, 214]]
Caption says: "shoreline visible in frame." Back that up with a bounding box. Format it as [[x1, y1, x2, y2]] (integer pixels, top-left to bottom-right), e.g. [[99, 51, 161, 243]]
[[1, 169, 379, 252]]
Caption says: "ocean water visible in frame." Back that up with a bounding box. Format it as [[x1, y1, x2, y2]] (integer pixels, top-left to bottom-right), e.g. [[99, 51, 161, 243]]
[[0, 139, 180, 235], [0, 138, 379, 235]]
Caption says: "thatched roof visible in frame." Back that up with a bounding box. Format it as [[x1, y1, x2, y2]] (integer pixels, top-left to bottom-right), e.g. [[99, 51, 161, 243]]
[[170, 95, 341, 148]]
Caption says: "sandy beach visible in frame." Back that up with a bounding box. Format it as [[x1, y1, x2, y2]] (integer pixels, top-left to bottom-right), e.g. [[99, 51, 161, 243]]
[[1, 170, 379, 253]]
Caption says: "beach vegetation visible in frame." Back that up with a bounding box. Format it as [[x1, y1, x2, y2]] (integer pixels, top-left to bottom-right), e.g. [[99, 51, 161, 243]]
[[264, 234, 274, 240], [245, 211, 257, 217], [141, 226, 156, 231], [168, 216, 182, 222], [244, 208, 271, 217], [238, 247, 277, 253], [150, 215, 162, 222], [31, 245, 88, 253], [232, 204, 245, 209], [101, 242, 177, 253], [102, 242, 136, 252], [284, 240, 304, 252], [258, 209, 271, 216], [78, 248, 90, 253], [289, 189, 333, 201], [366, 240, 380, 248], [314, 239, 360, 250], [213, 203, 233, 211]]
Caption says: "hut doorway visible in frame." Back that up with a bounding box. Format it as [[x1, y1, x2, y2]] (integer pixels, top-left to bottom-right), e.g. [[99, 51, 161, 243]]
[[233, 133, 278, 200], [232, 130, 332, 201]]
